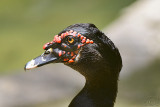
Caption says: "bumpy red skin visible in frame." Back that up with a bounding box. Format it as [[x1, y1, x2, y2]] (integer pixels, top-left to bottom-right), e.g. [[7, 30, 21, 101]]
[[43, 30, 94, 63]]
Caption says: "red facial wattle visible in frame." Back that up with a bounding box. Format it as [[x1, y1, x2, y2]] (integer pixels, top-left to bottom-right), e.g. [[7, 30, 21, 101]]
[[42, 30, 94, 63]]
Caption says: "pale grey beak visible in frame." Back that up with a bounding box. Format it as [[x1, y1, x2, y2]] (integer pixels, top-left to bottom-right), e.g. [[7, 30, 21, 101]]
[[24, 49, 59, 70]]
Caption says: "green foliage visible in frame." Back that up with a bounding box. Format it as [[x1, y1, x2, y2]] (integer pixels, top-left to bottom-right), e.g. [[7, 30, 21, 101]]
[[0, 0, 136, 73]]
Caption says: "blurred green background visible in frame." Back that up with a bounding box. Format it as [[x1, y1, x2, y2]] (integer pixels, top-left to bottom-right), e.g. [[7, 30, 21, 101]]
[[0, 0, 136, 73]]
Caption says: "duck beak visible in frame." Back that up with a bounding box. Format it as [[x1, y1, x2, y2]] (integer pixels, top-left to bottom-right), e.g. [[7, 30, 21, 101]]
[[24, 49, 59, 70]]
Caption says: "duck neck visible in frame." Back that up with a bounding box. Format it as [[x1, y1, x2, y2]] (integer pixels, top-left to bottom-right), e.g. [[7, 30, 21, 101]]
[[69, 69, 118, 107]]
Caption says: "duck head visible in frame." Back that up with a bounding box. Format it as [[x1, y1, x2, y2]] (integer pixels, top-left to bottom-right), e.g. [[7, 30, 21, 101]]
[[25, 23, 122, 78]]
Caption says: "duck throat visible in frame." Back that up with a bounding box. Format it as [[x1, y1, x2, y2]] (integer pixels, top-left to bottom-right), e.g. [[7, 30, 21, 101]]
[[69, 72, 118, 107]]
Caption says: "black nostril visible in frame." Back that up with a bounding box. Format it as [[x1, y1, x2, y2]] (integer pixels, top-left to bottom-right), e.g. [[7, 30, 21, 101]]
[[44, 50, 50, 54]]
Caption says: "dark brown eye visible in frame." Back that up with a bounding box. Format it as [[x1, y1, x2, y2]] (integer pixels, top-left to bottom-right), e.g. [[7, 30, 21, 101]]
[[68, 37, 74, 44]]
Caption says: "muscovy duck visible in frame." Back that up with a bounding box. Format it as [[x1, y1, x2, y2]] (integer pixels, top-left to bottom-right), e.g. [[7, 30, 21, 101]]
[[25, 23, 122, 107]]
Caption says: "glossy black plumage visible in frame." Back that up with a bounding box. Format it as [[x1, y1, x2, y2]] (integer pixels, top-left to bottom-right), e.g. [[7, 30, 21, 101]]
[[63, 24, 122, 107]]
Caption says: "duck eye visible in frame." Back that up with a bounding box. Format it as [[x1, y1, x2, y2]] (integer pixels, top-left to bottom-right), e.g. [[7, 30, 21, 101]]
[[67, 37, 74, 44]]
